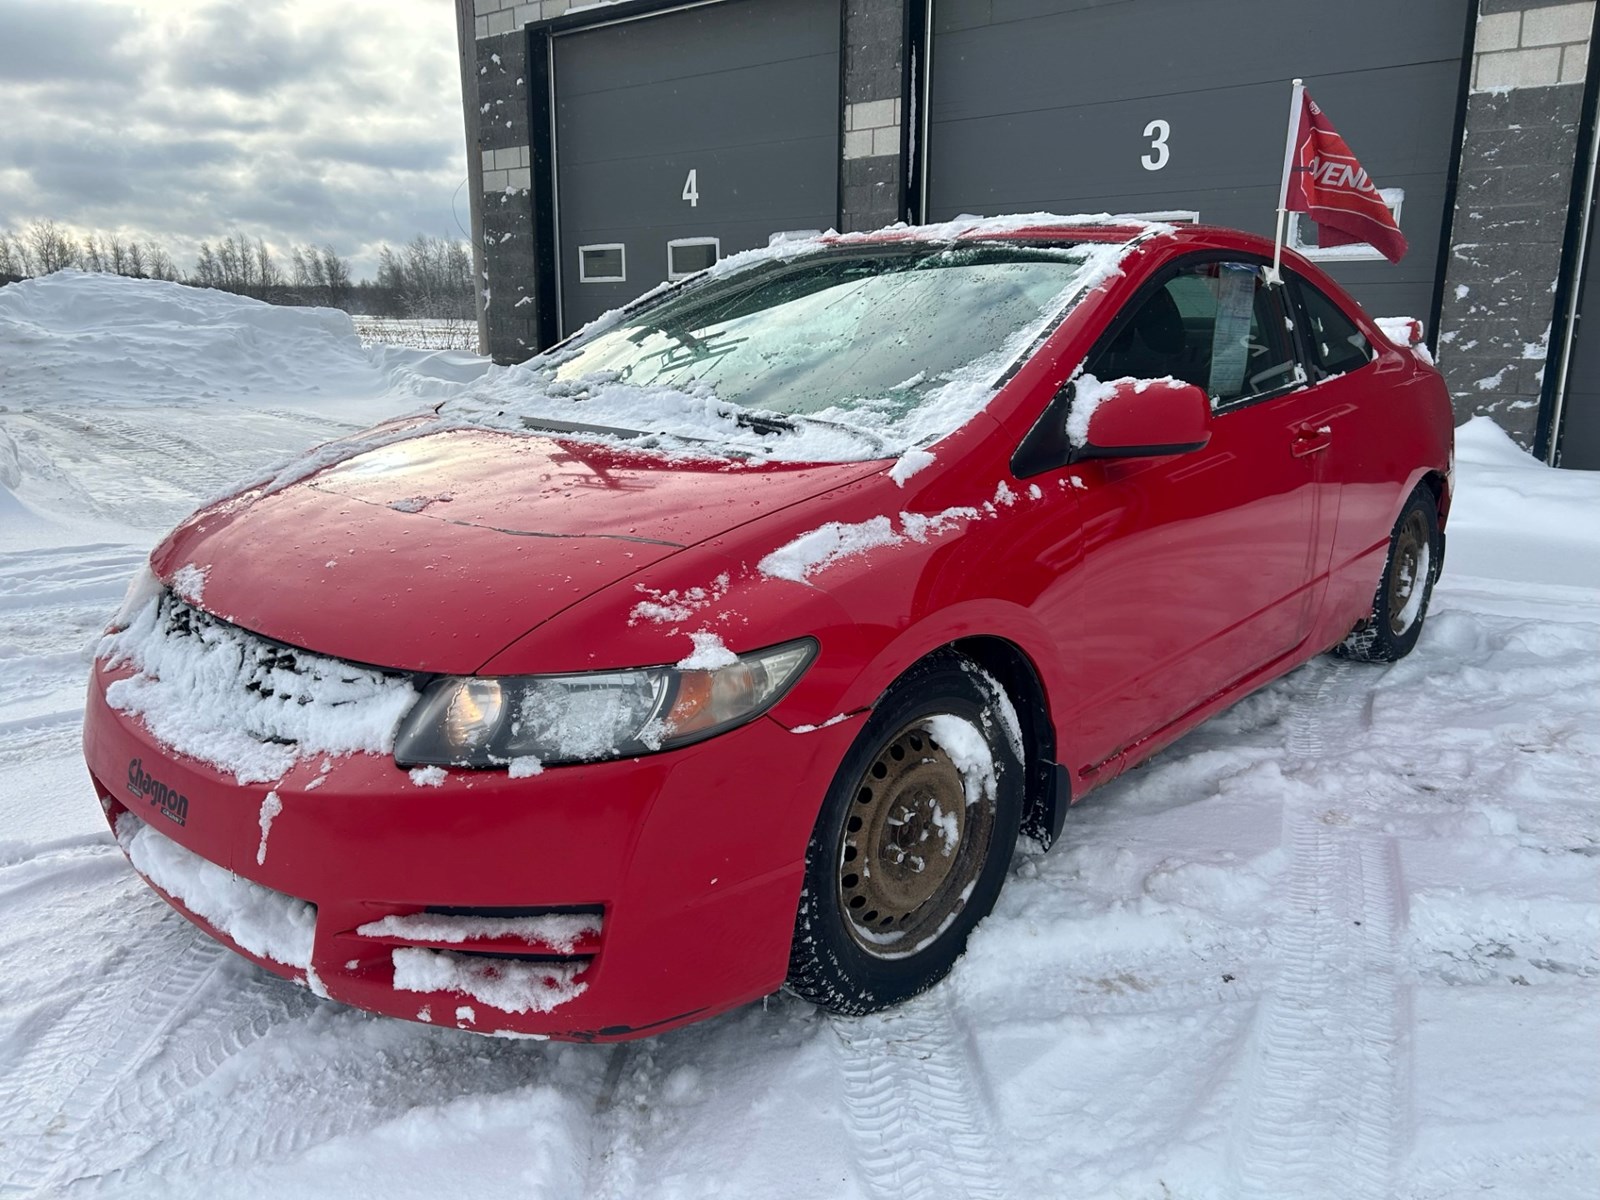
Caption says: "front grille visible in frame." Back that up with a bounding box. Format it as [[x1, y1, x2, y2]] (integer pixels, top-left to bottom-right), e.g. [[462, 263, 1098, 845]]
[[160, 595, 407, 708], [102, 592, 420, 780]]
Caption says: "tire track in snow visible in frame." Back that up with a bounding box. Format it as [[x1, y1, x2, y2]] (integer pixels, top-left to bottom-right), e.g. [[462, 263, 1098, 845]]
[[0, 544, 147, 609], [13, 412, 245, 509], [254, 407, 365, 435], [0, 544, 146, 761], [1226, 662, 1405, 1200], [833, 990, 1008, 1200], [0, 921, 232, 1196], [57, 973, 315, 1198], [585, 1042, 656, 1200]]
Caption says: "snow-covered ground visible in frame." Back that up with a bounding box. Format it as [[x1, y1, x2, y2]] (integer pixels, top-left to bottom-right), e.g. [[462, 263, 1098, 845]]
[[0, 274, 1595, 1199], [351, 315, 479, 353]]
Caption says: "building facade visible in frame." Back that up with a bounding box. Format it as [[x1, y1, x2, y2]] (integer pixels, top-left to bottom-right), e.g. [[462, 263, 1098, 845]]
[[457, 0, 1600, 467]]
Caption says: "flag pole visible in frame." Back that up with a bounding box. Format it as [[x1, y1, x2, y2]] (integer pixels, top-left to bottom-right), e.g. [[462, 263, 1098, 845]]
[[1268, 77, 1304, 286]]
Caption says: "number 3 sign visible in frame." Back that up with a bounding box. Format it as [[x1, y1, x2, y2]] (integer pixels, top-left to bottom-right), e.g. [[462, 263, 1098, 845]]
[[1141, 119, 1170, 171]]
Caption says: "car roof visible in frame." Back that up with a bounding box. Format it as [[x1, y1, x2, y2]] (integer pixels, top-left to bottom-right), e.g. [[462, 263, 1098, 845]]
[[821, 217, 1275, 257]]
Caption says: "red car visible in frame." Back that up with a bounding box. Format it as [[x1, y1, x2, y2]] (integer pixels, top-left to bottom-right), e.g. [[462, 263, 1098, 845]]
[[84, 219, 1453, 1040]]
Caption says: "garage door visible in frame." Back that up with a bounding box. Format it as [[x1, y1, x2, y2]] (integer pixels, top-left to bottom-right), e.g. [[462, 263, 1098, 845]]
[[1555, 230, 1600, 467], [925, 0, 1469, 322], [552, 0, 841, 334]]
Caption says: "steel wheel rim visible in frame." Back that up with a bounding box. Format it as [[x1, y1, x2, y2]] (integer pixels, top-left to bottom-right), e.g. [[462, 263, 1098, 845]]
[[836, 721, 996, 959], [1388, 509, 1431, 637]]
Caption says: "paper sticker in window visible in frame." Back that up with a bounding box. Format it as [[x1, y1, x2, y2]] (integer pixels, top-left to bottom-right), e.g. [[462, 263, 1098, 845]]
[[1208, 264, 1256, 399]]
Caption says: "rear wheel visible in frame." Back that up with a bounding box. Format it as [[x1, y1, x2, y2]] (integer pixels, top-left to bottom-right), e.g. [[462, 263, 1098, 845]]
[[785, 653, 1025, 1015], [1337, 486, 1441, 663]]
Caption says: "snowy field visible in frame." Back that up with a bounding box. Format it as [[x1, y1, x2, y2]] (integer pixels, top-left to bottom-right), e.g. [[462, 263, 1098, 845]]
[[351, 315, 479, 353], [0, 273, 1596, 1200]]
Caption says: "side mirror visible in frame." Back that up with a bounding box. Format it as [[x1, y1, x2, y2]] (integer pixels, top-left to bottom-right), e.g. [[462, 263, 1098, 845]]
[[1376, 316, 1426, 348], [1071, 376, 1212, 459]]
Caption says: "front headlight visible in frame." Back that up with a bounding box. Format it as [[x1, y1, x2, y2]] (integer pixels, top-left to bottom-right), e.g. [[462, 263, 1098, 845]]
[[393, 638, 816, 769]]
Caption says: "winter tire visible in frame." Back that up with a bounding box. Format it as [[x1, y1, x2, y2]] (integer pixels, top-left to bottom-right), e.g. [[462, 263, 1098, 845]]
[[785, 652, 1025, 1015], [1337, 485, 1442, 663]]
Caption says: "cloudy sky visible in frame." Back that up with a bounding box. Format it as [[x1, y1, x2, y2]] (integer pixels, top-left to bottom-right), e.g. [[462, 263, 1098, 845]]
[[1, 0, 471, 279]]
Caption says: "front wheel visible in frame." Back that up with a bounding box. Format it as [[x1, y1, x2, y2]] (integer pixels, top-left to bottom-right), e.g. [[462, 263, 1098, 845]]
[[785, 653, 1025, 1015], [1337, 485, 1441, 663]]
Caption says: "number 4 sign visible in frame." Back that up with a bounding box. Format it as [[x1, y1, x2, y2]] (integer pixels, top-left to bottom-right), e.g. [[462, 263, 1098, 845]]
[[682, 169, 699, 207]]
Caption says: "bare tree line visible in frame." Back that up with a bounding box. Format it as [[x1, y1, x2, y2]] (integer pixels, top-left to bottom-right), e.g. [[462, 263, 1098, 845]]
[[375, 236, 474, 320], [0, 219, 178, 282], [0, 219, 473, 319]]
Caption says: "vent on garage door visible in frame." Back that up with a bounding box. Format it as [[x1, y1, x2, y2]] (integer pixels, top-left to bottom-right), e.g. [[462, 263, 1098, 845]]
[[579, 244, 626, 283], [667, 237, 720, 279]]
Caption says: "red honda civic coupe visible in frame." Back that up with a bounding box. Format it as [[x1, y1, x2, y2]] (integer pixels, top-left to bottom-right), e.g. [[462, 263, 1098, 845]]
[[84, 217, 1452, 1040]]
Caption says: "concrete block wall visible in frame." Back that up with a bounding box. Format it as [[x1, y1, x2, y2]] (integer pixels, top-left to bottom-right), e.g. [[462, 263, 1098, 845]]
[[841, 0, 907, 234], [474, 28, 538, 362], [473, 0, 569, 41], [1436, 0, 1595, 446]]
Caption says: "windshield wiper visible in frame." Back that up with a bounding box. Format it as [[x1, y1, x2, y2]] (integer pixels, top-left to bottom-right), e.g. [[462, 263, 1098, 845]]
[[732, 410, 796, 437], [517, 416, 649, 439], [726, 407, 893, 455], [778, 411, 896, 455]]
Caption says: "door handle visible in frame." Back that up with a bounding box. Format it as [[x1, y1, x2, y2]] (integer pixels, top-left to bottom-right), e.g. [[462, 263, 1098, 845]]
[[1292, 424, 1333, 457]]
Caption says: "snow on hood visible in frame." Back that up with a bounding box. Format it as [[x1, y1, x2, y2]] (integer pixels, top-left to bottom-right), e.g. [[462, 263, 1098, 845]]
[[0, 271, 483, 412]]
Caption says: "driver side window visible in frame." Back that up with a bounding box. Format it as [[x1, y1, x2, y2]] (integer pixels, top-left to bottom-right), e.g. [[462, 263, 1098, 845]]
[[1086, 260, 1299, 410]]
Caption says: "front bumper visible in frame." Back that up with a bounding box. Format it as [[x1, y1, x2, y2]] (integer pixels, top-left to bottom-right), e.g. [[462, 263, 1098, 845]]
[[83, 659, 862, 1041]]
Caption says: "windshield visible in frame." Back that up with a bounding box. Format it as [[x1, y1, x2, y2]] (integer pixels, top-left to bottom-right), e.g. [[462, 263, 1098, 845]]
[[441, 240, 1125, 463]]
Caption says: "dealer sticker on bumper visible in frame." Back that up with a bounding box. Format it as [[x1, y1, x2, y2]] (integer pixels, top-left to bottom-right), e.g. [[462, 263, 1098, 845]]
[[126, 758, 190, 827]]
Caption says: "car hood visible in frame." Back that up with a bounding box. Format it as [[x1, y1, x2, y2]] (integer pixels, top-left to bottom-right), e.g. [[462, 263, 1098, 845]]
[[151, 427, 886, 673]]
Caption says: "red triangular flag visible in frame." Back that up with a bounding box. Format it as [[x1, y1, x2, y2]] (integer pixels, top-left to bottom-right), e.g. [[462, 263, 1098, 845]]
[[1284, 89, 1407, 264]]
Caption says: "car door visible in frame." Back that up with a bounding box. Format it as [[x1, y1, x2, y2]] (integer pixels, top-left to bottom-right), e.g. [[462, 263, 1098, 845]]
[[1022, 255, 1332, 780], [1287, 272, 1413, 596]]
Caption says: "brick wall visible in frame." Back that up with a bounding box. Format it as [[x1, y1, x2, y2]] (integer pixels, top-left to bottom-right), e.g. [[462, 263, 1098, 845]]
[[1435, 1, 1595, 446]]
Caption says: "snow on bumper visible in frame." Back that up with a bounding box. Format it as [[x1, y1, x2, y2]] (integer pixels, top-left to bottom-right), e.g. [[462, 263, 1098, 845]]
[[85, 657, 861, 1040]]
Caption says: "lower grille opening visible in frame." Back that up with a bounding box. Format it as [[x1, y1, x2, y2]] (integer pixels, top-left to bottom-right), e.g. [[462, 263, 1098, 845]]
[[424, 904, 604, 920], [449, 949, 597, 966], [354, 906, 603, 957], [390, 945, 591, 1016]]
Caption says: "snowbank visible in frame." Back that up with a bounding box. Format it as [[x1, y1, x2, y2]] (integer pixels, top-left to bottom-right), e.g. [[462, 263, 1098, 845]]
[[1448, 416, 1600, 587], [0, 272, 483, 412]]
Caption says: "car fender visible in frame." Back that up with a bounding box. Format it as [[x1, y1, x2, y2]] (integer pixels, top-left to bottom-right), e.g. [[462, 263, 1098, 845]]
[[770, 595, 1061, 726]]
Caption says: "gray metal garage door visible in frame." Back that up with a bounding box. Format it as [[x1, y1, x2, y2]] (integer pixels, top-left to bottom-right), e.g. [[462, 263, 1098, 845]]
[[552, 0, 841, 335], [1556, 230, 1600, 467], [925, 0, 1469, 322]]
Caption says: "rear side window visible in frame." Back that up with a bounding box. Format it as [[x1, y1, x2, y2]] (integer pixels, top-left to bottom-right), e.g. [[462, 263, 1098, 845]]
[[1295, 278, 1373, 378], [1086, 260, 1298, 408]]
